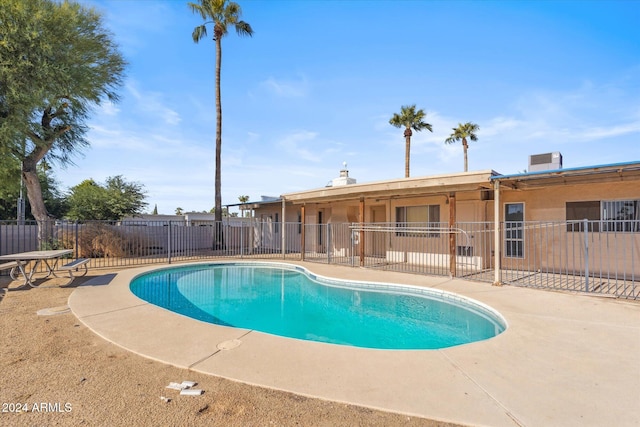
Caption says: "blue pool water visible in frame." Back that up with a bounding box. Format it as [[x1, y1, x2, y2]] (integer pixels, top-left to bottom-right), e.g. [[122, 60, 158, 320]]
[[130, 263, 506, 350]]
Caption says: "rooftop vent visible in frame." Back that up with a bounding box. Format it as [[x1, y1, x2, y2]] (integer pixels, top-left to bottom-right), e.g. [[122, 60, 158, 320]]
[[528, 152, 562, 172], [327, 162, 357, 187]]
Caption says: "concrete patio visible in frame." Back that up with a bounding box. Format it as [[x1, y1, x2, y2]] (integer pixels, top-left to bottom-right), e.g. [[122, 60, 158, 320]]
[[69, 260, 640, 427]]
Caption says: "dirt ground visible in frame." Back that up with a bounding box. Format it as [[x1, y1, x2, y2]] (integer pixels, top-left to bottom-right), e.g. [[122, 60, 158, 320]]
[[0, 269, 462, 427]]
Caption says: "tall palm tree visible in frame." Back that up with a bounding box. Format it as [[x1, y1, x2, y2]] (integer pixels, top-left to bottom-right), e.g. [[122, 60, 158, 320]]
[[445, 122, 479, 172], [389, 105, 432, 178], [189, 0, 253, 249]]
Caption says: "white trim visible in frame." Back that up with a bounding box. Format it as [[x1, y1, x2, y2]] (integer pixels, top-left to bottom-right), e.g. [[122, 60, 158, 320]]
[[504, 202, 525, 259]]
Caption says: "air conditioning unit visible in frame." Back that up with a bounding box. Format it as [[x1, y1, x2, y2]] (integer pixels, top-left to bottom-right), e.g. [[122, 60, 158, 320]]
[[528, 152, 562, 172]]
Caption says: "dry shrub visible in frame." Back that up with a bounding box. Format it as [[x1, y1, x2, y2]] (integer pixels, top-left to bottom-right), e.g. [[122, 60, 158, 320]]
[[60, 223, 144, 258]]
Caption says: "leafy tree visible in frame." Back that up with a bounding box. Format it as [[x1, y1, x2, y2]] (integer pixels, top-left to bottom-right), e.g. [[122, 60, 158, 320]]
[[0, 154, 22, 219], [189, 0, 253, 248], [175, 207, 184, 215], [103, 175, 147, 219], [0, 156, 67, 220], [445, 122, 479, 172], [66, 176, 146, 221], [389, 105, 433, 178], [0, 0, 126, 222]]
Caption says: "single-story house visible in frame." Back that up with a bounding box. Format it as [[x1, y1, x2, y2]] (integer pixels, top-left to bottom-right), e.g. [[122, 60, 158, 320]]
[[243, 155, 640, 287]]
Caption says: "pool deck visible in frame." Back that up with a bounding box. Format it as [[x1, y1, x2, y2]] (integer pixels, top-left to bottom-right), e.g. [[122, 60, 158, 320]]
[[68, 260, 640, 427]]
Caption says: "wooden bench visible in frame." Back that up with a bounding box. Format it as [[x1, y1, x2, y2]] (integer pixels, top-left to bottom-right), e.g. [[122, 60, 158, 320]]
[[59, 258, 90, 281]]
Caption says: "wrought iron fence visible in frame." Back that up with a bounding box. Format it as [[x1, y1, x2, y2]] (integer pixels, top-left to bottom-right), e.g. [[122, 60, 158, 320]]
[[498, 219, 638, 298], [0, 219, 637, 299]]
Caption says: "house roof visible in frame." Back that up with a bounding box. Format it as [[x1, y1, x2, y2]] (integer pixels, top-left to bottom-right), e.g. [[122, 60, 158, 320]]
[[491, 161, 640, 189], [236, 160, 640, 208], [281, 170, 499, 204]]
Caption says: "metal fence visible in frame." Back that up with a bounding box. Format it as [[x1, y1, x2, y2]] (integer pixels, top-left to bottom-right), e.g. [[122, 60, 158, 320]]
[[498, 219, 638, 299], [1, 219, 637, 299]]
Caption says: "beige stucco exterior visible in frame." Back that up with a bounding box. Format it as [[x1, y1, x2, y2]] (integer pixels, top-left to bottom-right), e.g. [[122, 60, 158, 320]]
[[246, 163, 640, 280]]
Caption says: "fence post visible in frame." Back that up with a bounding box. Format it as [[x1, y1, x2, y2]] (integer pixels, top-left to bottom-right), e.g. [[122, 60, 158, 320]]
[[300, 206, 306, 261], [168, 221, 172, 264], [75, 221, 79, 258], [281, 198, 286, 259], [327, 224, 332, 264], [583, 218, 589, 292], [240, 219, 244, 258]]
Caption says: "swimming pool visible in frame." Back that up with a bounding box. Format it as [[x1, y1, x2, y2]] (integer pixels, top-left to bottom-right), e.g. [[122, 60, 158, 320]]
[[130, 262, 506, 350]]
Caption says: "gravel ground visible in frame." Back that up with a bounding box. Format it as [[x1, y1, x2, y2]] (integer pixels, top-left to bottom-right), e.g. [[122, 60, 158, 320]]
[[0, 270, 462, 427]]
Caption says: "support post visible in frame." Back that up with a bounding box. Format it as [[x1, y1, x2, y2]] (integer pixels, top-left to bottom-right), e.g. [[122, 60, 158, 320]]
[[493, 180, 502, 286], [449, 192, 457, 278], [359, 198, 365, 267]]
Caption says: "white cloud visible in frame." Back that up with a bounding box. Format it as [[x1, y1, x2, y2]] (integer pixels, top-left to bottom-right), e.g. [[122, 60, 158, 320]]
[[125, 81, 182, 126], [261, 75, 309, 98], [573, 122, 640, 141], [98, 101, 120, 116], [278, 130, 322, 162]]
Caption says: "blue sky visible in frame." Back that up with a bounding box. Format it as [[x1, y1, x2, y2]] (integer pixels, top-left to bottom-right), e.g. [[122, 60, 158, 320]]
[[65, 0, 640, 214]]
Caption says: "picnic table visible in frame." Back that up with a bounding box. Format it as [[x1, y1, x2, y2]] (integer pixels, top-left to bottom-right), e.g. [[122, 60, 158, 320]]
[[0, 250, 89, 287]]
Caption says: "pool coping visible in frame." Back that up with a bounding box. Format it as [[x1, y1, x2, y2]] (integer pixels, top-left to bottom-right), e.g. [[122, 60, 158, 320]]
[[69, 260, 640, 427]]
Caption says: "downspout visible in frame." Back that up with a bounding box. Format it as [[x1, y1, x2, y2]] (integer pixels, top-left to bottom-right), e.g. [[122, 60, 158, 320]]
[[493, 179, 502, 286]]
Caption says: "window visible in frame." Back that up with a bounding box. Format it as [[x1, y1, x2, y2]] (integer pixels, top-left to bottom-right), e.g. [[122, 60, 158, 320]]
[[504, 203, 524, 258], [395, 205, 440, 236], [602, 200, 640, 232], [274, 213, 279, 233], [566, 200, 640, 232], [566, 201, 600, 232]]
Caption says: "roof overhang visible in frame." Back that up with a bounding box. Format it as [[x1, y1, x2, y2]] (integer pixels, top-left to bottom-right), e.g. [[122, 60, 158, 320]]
[[491, 161, 640, 190], [282, 170, 499, 204]]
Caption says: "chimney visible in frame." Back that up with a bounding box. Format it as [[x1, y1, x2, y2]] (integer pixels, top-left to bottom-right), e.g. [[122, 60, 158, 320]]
[[329, 162, 357, 187]]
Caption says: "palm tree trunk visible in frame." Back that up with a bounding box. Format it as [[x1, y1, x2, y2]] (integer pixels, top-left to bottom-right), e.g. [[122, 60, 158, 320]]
[[404, 127, 412, 178], [463, 140, 468, 172], [214, 35, 224, 249]]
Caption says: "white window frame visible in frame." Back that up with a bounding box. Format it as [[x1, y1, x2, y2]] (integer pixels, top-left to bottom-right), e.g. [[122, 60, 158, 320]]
[[395, 205, 441, 237], [504, 202, 525, 258]]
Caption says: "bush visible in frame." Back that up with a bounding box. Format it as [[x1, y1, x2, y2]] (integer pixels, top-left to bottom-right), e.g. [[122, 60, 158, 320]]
[[60, 223, 144, 258]]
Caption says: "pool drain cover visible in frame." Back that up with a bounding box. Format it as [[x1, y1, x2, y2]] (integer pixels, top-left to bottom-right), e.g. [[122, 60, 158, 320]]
[[217, 339, 242, 350]]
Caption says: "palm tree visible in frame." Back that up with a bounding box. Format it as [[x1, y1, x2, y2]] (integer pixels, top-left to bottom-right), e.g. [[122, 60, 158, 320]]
[[189, 0, 253, 249], [389, 105, 433, 178], [445, 122, 479, 172]]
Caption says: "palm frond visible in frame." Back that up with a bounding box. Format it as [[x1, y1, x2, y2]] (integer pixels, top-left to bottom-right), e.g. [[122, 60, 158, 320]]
[[389, 104, 432, 132], [189, 0, 252, 41], [446, 122, 479, 143], [187, 2, 207, 20], [192, 24, 208, 43], [235, 20, 254, 37]]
